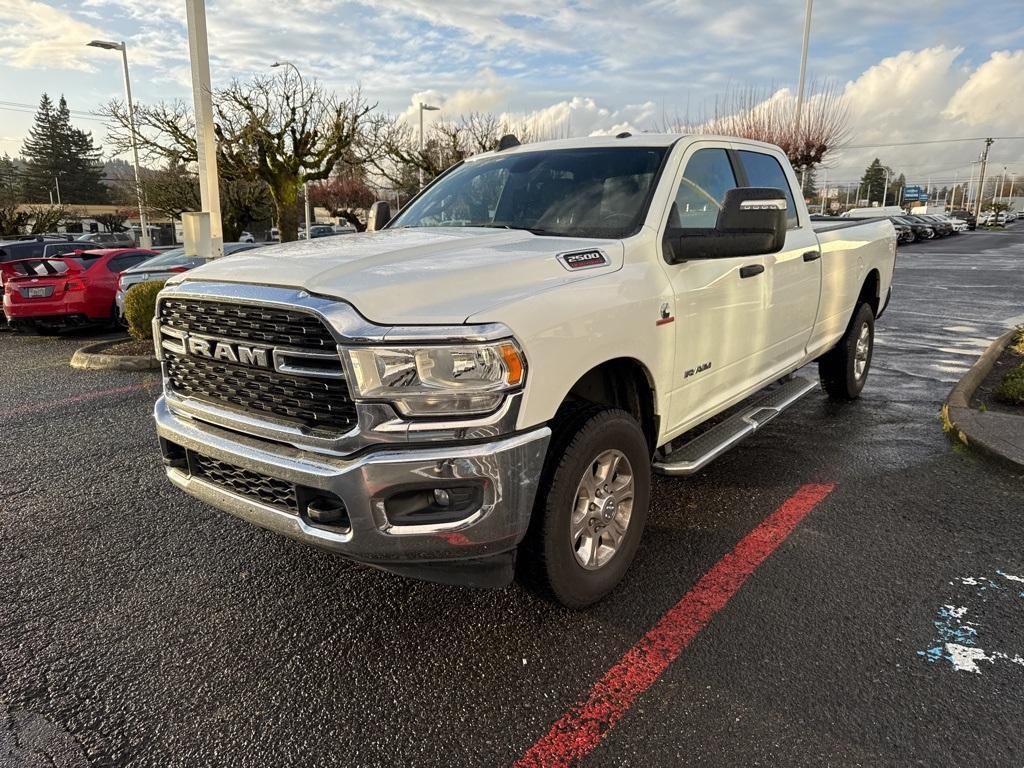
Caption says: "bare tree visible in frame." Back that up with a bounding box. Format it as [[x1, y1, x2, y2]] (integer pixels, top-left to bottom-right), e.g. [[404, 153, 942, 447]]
[[670, 82, 849, 190], [102, 69, 372, 242], [308, 167, 377, 231], [213, 72, 372, 241], [94, 210, 131, 233], [365, 111, 539, 196], [0, 205, 68, 236]]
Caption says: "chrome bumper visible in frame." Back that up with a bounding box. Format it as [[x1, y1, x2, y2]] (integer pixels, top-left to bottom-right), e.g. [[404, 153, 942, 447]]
[[154, 396, 550, 581]]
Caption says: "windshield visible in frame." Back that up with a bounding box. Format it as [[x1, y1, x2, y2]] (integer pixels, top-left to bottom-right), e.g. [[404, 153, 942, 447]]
[[390, 146, 670, 239]]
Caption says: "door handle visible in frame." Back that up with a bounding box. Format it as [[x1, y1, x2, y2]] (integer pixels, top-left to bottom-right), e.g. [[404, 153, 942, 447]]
[[802, 250, 821, 262], [739, 264, 764, 278]]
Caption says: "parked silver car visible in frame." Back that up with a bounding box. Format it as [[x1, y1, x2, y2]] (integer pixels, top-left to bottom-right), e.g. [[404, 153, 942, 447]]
[[115, 242, 263, 320], [76, 231, 136, 246]]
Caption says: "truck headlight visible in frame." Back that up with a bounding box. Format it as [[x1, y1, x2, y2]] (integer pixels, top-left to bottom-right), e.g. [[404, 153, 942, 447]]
[[342, 340, 526, 417]]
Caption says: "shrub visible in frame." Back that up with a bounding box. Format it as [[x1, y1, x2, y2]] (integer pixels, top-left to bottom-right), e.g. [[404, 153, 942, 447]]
[[1012, 326, 1024, 356], [996, 363, 1024, 406], [124, 280, 166, 341]]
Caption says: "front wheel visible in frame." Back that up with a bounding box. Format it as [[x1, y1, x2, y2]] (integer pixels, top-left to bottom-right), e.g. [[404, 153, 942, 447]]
[[819, 302, 875, 401], [519, 406, 651, 608]]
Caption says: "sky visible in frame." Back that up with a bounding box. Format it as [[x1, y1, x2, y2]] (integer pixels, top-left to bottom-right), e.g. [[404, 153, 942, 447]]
[[1, 0, 1023, 189]]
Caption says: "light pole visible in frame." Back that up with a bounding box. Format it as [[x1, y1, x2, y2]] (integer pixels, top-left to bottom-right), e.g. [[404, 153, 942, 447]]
[[794, 0, 814, 136], [88, 40, 151, 247], [418, 102, 440, 188], [271, 61, 312, 240]]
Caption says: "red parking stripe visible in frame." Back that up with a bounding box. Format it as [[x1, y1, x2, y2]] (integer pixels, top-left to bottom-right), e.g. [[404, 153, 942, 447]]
[[0, 383, 149, 420], [515, 482, 835, 768]]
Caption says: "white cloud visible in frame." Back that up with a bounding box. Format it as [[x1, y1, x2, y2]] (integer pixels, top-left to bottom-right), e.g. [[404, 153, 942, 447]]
[[831, 47, 1024, 183], [944, 50, 1024, 130], [0, 0, 108, 71]]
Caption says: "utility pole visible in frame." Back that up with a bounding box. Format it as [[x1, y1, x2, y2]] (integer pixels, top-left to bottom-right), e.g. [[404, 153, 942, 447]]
[[974, 138, 994, 218], [882, 170, 890, 207], [54, 176, 61, 205], [184, 0, 224, 258]]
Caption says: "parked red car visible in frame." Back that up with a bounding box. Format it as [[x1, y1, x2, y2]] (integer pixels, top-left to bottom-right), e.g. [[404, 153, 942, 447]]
[[2, 248, 156, 334]]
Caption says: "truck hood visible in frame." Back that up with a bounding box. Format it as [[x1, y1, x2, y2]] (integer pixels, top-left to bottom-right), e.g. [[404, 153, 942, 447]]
[[173, 227, 623, 325]]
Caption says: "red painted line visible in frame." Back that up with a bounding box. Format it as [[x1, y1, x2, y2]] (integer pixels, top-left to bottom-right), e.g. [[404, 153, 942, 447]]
[[515, 482, 835, 768], [0, 383, 149, 420]]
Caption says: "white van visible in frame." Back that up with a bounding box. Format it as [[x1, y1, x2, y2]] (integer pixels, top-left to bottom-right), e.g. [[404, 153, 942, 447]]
[[843, 206, 905, 219]]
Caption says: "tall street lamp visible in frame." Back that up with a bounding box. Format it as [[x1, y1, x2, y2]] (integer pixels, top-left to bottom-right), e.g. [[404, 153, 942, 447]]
[[88, 40, 151, 248], [272, 60, 312, 240], [793, 0, 814, 135], [418, 102, 440, 188]]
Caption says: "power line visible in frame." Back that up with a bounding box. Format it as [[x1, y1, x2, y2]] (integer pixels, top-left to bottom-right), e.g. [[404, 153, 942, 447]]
[[846, 136, 1024, 149], [0, 106, 108, 123]]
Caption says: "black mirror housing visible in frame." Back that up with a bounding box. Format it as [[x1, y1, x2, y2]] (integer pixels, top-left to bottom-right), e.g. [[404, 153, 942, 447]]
[[367, 201, 392, 232], [665, 187, 788, 263]]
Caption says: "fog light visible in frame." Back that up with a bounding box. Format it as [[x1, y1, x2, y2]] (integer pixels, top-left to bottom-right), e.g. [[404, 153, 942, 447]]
[[433, 488, 451, 507]]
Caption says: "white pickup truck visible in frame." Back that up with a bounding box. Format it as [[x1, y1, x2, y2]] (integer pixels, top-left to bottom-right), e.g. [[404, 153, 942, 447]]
[[152, 134, 895, 607]]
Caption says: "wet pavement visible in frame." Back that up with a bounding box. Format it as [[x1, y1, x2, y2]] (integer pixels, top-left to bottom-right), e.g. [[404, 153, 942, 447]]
[[1, 228, 1022, 767]]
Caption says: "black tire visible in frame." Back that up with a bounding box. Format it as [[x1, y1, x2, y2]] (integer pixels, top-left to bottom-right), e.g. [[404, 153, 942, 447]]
[[819, 302, 875, 401], [518, 405, 651, 608]]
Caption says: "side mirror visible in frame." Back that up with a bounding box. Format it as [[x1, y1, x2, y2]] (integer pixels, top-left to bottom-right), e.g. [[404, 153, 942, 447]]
[[366, 201, 392, 232], [664, 187, 788, 263]]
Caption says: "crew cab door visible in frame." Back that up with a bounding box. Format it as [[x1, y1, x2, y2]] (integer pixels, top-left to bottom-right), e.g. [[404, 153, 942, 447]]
[[658, 143, 771, 435], [733, 147, 822, 375]]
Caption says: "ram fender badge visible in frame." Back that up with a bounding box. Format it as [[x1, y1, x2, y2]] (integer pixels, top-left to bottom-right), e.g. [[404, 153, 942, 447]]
[[557, 249, 608, 271]]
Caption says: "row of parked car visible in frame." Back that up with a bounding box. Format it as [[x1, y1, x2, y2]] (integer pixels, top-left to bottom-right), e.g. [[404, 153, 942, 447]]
[[843, 206, 1018, 246], [889, 213, 970, 244], [1, 238, 264, 334]]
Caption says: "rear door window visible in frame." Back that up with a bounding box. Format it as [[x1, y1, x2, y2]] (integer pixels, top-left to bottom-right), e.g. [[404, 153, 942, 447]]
[[738, 150, 799, 228]]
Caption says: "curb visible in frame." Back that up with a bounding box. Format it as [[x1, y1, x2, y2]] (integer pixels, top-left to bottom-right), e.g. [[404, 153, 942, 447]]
[[944, 329, 1024, 471], [70, 338, 161, 371]]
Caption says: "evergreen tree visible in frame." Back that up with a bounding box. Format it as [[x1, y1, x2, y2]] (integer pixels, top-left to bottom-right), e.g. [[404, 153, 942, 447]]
[[892, 173, 906, 206], [20, 93, 108, 204], [859, 158, 889, 205], [20, 93, 58, 202], [0, 154, 22, 205]]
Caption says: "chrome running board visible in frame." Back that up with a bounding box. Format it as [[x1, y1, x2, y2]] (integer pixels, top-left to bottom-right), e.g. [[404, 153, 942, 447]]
[[653, 376, 818, 477]]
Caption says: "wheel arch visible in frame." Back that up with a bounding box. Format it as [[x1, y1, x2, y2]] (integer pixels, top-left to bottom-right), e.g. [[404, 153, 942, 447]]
[[859, 268, 881, 317], [555, 357, 659, 453]]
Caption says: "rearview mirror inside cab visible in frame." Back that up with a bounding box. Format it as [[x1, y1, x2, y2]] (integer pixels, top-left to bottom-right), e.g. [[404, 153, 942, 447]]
[[664, 187, 788, 263]]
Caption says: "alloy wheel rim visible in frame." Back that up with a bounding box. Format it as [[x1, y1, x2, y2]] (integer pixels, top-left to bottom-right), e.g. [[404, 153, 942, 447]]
[[854, 322, 871, 380], [570, 449, 635, 570]]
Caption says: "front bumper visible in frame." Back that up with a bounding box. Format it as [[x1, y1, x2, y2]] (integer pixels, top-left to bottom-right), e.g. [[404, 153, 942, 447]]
[[154, 396, 551, 586]]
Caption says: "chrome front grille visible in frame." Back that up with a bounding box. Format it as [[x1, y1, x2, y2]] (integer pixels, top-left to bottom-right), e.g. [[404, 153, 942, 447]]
[[158, 297, 356, 435], [159, 298, 336, 350], [163, 351, 357, 432]]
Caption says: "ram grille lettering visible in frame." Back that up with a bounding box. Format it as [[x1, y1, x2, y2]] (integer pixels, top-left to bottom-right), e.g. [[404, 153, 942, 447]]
[[186, 335, 271, 369]]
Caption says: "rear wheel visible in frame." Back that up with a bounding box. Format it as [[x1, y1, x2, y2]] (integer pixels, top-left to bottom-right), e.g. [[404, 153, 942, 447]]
[[819, 302, 875, 401], [519, 406, 651, 608]]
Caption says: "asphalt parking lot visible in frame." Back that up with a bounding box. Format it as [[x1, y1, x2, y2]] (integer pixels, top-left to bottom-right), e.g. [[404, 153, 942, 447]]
[[2, 229, 1023, 767]]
